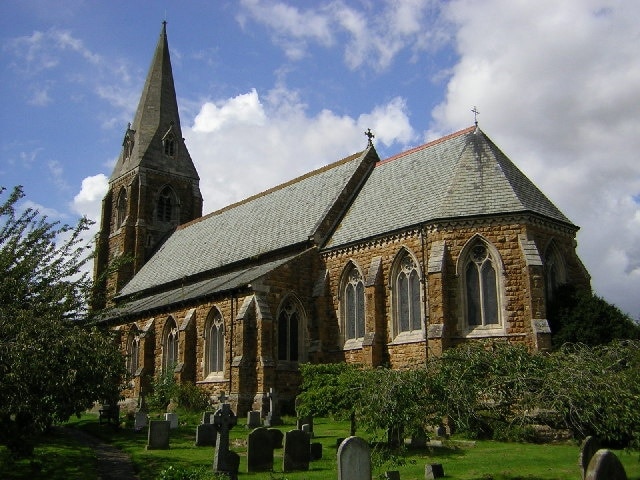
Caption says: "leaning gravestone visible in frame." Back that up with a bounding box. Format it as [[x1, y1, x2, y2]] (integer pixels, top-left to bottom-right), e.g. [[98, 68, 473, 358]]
[[425, 463, 445, 479], [146, 420, 170, 450], [267, 428, 284, 449], [164, 412, 178, 429], [579, 436, 601, 479], [585, 449, 627, 480], [283, 429, 310, 472], [195, 423, 216, 447], [247, 427, 274, 472], [337, 436, 371, 480], [213, 403, 239, 478]]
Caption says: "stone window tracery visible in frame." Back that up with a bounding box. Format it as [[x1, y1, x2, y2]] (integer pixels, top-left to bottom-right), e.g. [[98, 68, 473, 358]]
[[341, 263, 365, 347], [277, 296, 306, 362], [393, 251, 422, 336], [204, 308, 224, 378], [162, 317, 179, 373]]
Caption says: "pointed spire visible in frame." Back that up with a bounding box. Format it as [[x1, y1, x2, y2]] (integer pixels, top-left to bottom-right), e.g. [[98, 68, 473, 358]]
[[110, 22, 198, 181]]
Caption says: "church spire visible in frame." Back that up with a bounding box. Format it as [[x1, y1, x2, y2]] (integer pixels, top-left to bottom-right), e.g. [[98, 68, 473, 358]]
[[110, 22, 198, 182]]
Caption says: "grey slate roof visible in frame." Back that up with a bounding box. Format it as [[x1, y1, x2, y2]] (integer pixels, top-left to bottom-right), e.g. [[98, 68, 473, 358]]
[[107, 253, 298, 319], [118, 149, 372, 297], [324, 126, 573, 249]]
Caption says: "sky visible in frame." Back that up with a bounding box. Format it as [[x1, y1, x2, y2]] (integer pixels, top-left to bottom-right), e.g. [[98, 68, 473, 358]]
[[1, 0, 639, 319]]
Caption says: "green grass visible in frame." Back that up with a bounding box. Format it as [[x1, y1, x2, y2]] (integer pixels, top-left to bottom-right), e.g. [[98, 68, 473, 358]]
[[2, 412, 639, 479]]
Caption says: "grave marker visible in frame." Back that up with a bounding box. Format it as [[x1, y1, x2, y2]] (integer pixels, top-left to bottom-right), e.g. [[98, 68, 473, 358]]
[[585, 449, 627, 480], [265, 388, 282, 426], [267, 428, 284, 449], [425, 463, 445, 479], [337, 436, 371, 480], [579, 436, 601, 479], [146, 420, 170, 450], [246, 410, 261, 429], [283, 429, 310, 472], [164, 412, 178, 429], [195, 423, 216, 447], [134, 411, 147, 431], [247, 427, 274, 472], [212, 403, 239, 478]]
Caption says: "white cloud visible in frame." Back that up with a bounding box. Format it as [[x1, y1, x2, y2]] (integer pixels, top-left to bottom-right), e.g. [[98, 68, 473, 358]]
[[430, 0, 640, 317], [185, 86, 412, 213], [73, 173, 108, 222]]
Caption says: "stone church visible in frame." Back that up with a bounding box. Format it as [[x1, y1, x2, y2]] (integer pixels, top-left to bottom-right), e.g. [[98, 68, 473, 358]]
[[94, 24, 590, 415]]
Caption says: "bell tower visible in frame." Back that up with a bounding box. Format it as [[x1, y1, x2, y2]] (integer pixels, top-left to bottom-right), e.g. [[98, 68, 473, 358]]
[[93, 22, 202, 308]]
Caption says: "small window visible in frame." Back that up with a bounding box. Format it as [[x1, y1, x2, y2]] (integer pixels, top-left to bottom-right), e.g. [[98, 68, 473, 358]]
[[393, 250, 422, 336], [164, 137, 175, 156], [157, 186, 174, 223], [277, 297, 306, 362], [162, 317, 179, 373], [460, 239, 503, 331], [204, 308, 224, 378], [342, 263, 365, 344], [126, 328, 140, 377], [116, 188, 127, 228], [544, 242, 567, 302]]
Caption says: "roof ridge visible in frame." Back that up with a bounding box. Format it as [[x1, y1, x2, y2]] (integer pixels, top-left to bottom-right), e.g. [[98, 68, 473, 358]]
[[178, 148, 367, 230], [377, 125, 476, 166]]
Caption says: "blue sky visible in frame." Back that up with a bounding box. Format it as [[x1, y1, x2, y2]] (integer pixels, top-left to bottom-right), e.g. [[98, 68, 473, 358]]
[[2, 0, 639, 318]]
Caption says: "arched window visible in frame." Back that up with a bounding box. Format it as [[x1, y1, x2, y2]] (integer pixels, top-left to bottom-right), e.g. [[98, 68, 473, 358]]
[[204, 308, 224, 378], [392, 250, 422, 337], [342, 263, 365, 344], [157, 186, 175, 223], [162, 317, 179, 373], [116, 187, 127, 229], [460, 238, 503, 330], [544, 242, 567, 302], [277, 296, 306, 362], [126, 327, 140, 377]]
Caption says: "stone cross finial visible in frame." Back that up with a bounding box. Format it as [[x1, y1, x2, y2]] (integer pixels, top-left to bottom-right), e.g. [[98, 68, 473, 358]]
[[471, 106, 480, 127], [365, 128, 375, 147], [218, 391, 228, 404]]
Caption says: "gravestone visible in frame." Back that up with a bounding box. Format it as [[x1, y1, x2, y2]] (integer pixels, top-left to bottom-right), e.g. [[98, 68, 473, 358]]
[[283, 429, 310, 472], [213, 403, 239, 478], [385, 471, 401, 480], [410, 429, 427, 448], [337, 436, 371, 480], [134, 411, 147, 431], [246, 410, 261, 429], [164, 412, 178, 429], [579, 436, 601, 479], [265, 388, 282, 426], [146, 420, 170, 450], [310, 442, 323, 461], [202, 411, 214, 424], [584, 449, 627, 480], [297, 415, 313, 432], [302, 423, 313, 438], [267, 428, 284, 448], [195, 423, 216, 447], [425, 463, 445, 479], [247, 427, 274, 472]]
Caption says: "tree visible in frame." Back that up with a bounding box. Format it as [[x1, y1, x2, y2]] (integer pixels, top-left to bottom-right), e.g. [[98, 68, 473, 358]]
[[548, 284, 640, 348], [0, 186, 126, 457]]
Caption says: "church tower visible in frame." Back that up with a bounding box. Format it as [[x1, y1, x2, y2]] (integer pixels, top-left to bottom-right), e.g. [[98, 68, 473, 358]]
[[93, 22, 202, 308]]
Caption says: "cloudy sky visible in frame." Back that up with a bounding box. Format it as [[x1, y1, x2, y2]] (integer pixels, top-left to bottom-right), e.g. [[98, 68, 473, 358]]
[[1, 0, 639, 319]]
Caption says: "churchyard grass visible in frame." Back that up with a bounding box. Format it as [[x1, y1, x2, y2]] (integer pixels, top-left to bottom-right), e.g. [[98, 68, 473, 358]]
[[2, 412, 639, 479]]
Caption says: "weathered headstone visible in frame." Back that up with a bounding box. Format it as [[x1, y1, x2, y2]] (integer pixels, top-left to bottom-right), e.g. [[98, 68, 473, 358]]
[[265, 388, 282, 426], [146, 420, 170, 450], [213, 403, 239, 478], [202, 411, 214, 424], [134, 411, 148, 431], [337, 436, 371, 480], [247, 427, 274, 472], [425, 463, 445, 479], [310, 442, 323, 461], [584, 449, 627, 480], [164, 412, 178, 429], [302, 423, 313, 438], [385, 471, 401, 480], [195, 423, 216, 447], [246, 410, 261, 429], [297, 415, 313, 431], [283, 429, 310, 472], [579, 436, 601, 479], [267, 428, 284, 449]]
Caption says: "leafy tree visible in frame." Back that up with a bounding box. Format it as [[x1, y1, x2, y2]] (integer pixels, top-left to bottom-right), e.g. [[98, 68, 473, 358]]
[[548, 284, 640, 348], [0, 186, 126, 457]]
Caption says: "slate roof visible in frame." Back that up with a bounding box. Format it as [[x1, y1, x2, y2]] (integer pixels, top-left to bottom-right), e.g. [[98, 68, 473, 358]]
[[324, 126, 573, 249], [117, 148, 374, 297], [107, 253, 298, 319]]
